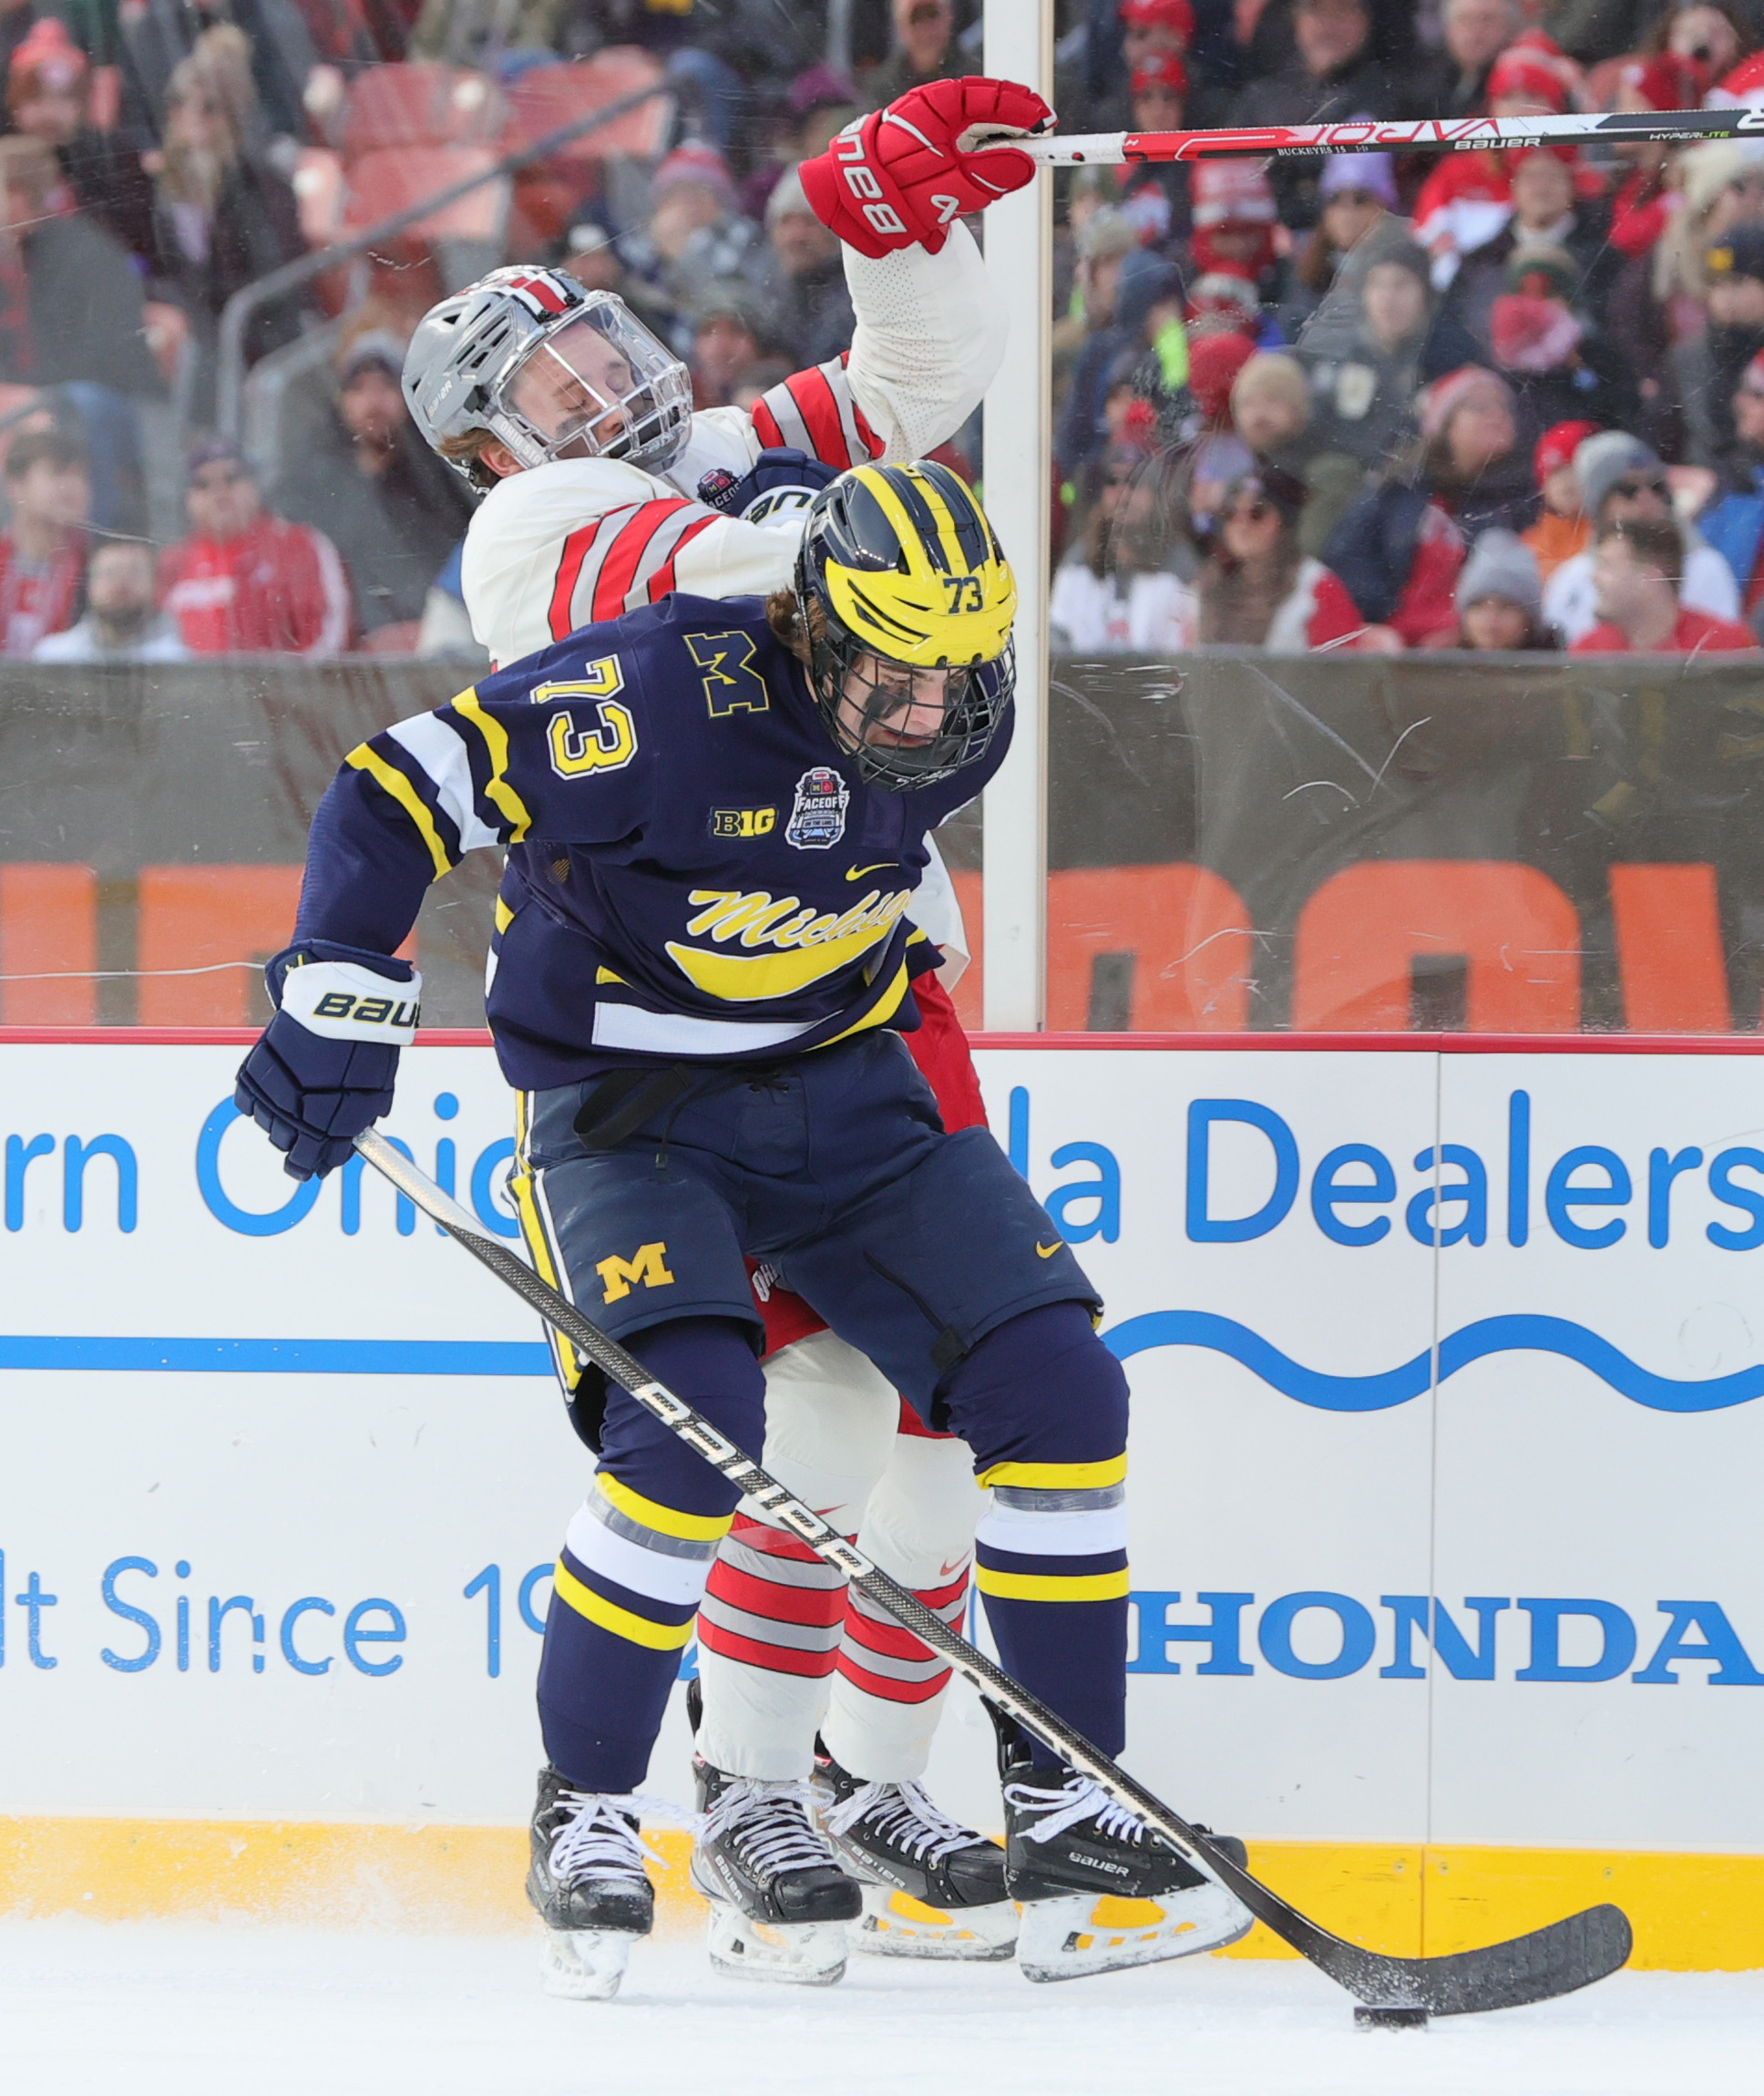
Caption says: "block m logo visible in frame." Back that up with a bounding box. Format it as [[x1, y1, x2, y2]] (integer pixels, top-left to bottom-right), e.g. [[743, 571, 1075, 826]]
[[596, 1241, 676, 1303]]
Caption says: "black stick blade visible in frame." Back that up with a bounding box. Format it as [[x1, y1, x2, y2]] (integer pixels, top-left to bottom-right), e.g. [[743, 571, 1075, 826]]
[[1325, 1904, 1633, 2017]]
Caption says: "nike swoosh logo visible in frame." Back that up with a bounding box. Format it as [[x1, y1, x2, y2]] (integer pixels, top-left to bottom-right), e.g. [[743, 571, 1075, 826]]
[[938, 1558, 969, 1579], [846, 862, 896, 881], [1035, 1240, 1063, 1259]]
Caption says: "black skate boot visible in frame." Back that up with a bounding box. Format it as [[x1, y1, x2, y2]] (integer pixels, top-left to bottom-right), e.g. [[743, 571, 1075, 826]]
[[691, 1754, 863, 1985], [993, 1716, 1254, 1982], [526, 1764, 660, 2000], [814, 1742, 1017, 1961]]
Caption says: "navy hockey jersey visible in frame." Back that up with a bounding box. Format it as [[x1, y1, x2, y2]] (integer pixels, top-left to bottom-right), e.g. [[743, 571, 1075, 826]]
[[293, 594, 1010, 1090]]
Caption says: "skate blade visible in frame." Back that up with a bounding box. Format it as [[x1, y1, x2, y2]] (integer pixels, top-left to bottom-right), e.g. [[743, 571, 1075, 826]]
[[704, 1903, 848, 1986], [539, 1926, 638, 2000], [1016, 1885, 1254, 1983], [853, 1884, 1019, 1961]]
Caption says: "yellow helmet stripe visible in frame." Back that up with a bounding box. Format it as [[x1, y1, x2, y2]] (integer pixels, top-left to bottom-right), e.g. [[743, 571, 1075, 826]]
[[851, 463, 970, 581], [901, 465, 972, 578]]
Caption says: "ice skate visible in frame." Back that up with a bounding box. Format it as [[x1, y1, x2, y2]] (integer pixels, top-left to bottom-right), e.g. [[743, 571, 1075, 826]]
[[815, 1744, 1017, 1960], [526, 1765, 668, 2000], [691, 1756, 862, 1985], [996, 1728, 1253, 1983]]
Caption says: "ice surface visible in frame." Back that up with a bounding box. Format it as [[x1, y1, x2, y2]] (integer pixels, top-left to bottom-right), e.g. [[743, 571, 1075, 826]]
[[2, 1921, 1759, 2096]]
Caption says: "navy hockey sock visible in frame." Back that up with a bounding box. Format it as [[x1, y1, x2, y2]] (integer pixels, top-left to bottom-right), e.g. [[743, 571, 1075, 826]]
[[944, 1304, 1131, 1764], [538, 1317, 764, 1793]]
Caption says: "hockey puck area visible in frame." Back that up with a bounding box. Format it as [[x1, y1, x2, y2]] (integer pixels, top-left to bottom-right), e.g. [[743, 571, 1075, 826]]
[[1355, 2005, 1431, 2030]]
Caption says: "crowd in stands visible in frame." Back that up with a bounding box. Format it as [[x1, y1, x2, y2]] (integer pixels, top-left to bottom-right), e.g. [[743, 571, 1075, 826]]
[[2, 0, 1764, 663]]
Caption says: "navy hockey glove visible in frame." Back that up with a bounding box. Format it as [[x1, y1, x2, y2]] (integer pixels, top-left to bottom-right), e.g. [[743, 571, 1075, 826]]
[[234, 941, 420, 1181], [695, 447, 839, 530]]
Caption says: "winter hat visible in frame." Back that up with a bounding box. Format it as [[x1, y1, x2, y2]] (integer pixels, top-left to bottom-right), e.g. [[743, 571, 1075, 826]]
[[1231, 350, 1310, 421], [1319, 151, 1397, 207], [1116, 256, 1185, 334], [1533, 418, 1601, 487], [1491, 293, 1584, 371], [5, 17, 87, 108], [1574, 430, 1659, 517], [1132, 52, 1189, 98], [1488, 45, 1574, 114], [336, 329, 405, 384], [1185, 271, 1260, 329], [1680, 139, 1764, 218], [1363, 237, 1433, 296], [1192, 158, 1277, 227], [1418, 365, 1514, 442], [1188, 330, 1257, 421], [1221, 462, 1308, 529], [651, 141, 737, 214], [764, 161, 814, 226], [1076, 203, 1140, 262], [186, 436, 252, 484], [1120, 0, 1195, 42], [1706, 222, 1764, 284], [1456, 528, 1543, 615], [786, 62, 856, 120], [1504, 243, 1578, 299]]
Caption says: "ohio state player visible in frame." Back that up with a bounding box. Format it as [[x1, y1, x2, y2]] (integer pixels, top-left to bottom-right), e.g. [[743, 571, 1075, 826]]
[[402, 75, 1051, 1981]]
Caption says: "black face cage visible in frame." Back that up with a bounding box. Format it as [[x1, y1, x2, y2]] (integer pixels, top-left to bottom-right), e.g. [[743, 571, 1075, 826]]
[[805, 618, 1016, 792]]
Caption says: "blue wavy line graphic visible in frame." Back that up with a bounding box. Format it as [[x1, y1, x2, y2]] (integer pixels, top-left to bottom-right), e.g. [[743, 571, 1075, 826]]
[[1102, 1311, 1764, 1414]]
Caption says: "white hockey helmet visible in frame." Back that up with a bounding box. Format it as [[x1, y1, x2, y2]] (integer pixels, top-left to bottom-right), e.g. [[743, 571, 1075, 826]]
[[402, 265, 693, 488]]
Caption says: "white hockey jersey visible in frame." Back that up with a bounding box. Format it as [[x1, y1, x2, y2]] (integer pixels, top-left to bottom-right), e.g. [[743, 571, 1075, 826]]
[[457, 225, 1002, 978]]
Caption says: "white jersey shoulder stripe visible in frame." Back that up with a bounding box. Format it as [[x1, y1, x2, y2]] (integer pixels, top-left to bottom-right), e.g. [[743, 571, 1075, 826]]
[[385, 712, 502, 854]]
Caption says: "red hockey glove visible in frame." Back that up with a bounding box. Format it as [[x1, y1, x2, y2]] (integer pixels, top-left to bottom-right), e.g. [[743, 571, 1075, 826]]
[[799, 76, 1055, 261]]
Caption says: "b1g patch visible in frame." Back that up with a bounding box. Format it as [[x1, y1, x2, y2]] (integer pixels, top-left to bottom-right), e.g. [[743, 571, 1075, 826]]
[[710, 806, 777, 838], [786, 765, 849, 849]]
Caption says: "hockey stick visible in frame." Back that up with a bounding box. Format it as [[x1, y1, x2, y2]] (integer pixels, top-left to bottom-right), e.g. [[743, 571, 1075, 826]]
[[355, 1125, 1630, 2015], [1005, 107, 1764, 164]]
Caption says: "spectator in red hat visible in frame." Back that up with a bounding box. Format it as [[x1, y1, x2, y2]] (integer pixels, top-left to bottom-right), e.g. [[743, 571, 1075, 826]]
[[1419, 0, 1521, 121], [5, 18, 155, 262], [1522, 417, 1601, 581], [1187, 158, 1281, 301], [159, 440, 350, 656], [1115, 53, 1193, 250], [1696, 352, 1764, 617], [1483, 247, 1635, 445], [1183, 330, 1259, 529], [1440, 146, 1621, 351], [1231, 0, 1397, 231], [1573, 516, 1759, 653], [1195, 464, 1364, 650]]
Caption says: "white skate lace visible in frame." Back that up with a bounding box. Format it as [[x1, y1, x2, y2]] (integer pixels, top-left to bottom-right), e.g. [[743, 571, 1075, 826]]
[[1003, 1774, 1149, 1848], [549, 1789, 700, 1885], [823, 1779, 979, 1865], [703, 1778, 839, 1880]]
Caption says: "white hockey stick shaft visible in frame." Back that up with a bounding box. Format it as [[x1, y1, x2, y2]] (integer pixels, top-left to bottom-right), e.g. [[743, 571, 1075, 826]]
[[1002, 107, 1764, 165]]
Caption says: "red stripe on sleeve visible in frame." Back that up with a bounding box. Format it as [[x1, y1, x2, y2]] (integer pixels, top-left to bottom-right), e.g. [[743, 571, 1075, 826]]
[[549, 525, 599, 642], [647, 512, 718, 600], [750, 396, 785, 447], [590, 499, 696, 622], [783, 367, 849, 467]]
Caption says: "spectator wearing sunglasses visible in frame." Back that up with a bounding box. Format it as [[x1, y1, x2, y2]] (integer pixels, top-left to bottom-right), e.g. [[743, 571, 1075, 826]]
[[159, 439, 350, 656], [1195, 465, 1364, 651], [1543, 432, 1741, 643]]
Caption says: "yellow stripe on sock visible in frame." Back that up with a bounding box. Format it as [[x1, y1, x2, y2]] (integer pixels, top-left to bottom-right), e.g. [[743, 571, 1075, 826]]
[[595, 1472, 733, 1544], [552, 1557, 695, 1650], [977, 1456, 1128, 1492], [973, 1565, 1132, 1603]]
